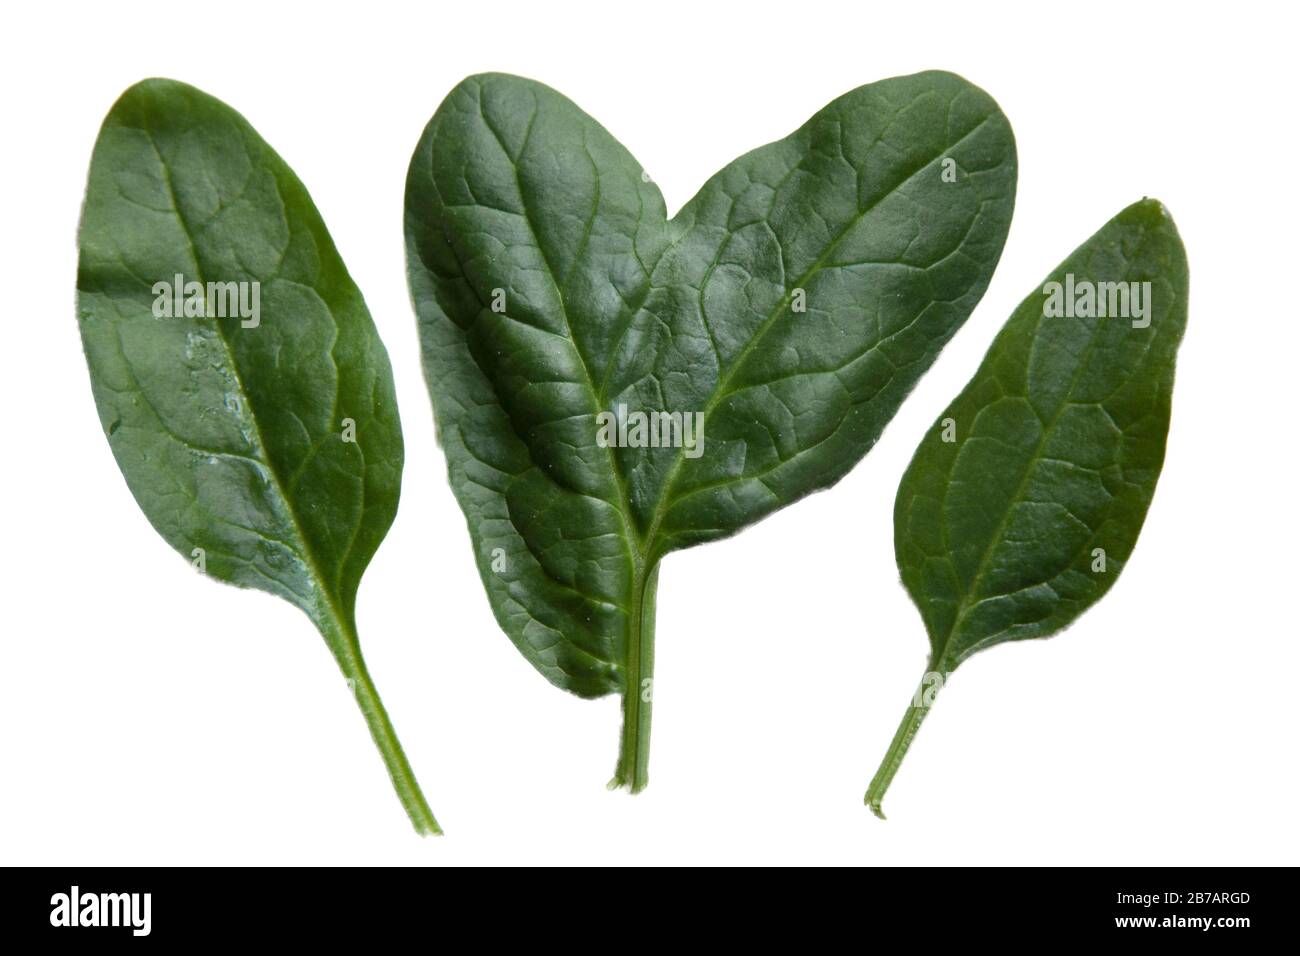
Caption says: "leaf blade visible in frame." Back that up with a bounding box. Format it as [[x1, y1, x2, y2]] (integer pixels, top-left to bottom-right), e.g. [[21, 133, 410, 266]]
[[406, 73, 666, 696], [896, 198, 1188, 671], [638, 71, 1018, 552], [79, 78, 403, 625]]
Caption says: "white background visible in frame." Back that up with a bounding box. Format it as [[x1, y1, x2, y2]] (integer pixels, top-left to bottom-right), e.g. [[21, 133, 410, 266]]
[[3, 1, 1296, 866]]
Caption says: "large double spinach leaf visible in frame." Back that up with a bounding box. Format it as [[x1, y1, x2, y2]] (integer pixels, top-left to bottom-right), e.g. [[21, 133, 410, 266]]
[[78, 79, 439, 833], [867, 199, 1189, 816], [406, 71, 1016, 789]]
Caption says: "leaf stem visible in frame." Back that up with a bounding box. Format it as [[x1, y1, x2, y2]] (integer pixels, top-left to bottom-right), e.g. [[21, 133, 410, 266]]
[[612, 561, 660, 793], [865, 675, 936, 820], [330, 624, 441, 835]]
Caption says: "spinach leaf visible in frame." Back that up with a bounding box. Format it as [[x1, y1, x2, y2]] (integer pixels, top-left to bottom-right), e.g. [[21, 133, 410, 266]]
[[867, 199, 1189, 817], [77, 79, 439, 834], [405, 71, 1016, 790]]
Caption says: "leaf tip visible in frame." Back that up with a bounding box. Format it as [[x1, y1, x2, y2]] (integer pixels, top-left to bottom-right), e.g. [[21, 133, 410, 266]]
[[1125, 196, 1177, 229]]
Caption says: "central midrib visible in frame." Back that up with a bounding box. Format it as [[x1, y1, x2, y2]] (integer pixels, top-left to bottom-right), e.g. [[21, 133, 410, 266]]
[[477, 99, 655, 699], [932, 227, 1158, 669], [145, 127, 358, 656]]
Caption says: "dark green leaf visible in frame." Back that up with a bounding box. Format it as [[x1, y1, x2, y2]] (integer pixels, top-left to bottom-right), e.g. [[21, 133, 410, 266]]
[[405, 71, 1017, 790], [867, 199, 1189, 817], [77, 79, 438, 833]]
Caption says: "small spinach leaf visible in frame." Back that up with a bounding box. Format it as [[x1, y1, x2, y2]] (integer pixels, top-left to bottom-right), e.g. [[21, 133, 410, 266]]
[[867, 199, 1189, 817], [405, 71, 1016, 790], [77, 79, 439, 833]]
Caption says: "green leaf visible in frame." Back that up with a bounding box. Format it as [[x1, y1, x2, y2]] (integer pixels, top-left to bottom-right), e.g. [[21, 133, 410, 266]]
[[405, 71, 1016, 790], [77, 79, 439, 834], [867, 199, 1189, 817]]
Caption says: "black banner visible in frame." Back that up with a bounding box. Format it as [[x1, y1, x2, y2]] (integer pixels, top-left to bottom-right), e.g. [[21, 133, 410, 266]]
[[4, 866, 1287, 943]]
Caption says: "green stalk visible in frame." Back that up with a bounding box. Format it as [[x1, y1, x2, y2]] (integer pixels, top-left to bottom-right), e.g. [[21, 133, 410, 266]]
[[611, 561, 660, 792], [865, 670, 940, 819], [329, 619, 441, 835]]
